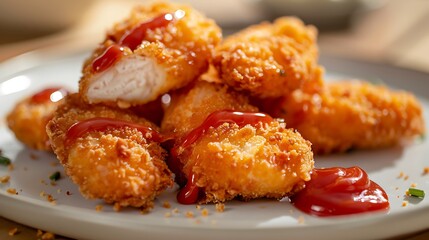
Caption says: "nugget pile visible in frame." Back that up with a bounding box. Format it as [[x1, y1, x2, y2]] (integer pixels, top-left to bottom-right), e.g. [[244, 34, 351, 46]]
[[6, 2, 425, 210]]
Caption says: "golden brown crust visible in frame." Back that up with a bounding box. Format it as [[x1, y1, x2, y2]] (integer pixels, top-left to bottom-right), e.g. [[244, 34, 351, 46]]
[[271, 80, 425, 154], [6, 96, 63, 151], [79, 2, 222, 106], [161, 81, 258, 136], [178, 121, 314, 203], [213, 17, 321, 98], [46, 94, 173, 208]]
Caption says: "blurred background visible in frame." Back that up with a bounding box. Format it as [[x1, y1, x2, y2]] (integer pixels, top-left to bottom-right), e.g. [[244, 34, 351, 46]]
[[0, 0, 428, 73]]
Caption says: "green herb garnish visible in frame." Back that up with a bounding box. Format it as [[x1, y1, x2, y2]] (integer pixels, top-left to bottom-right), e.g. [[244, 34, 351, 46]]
[[49, 171, 61, 181], [408, 188, 425, 198], [0, 155, 11, 166]]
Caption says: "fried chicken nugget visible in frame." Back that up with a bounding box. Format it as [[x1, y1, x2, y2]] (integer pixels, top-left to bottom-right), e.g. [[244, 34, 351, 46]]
[[178, 120, 314, 203], [79, 2, 222, 108], [6, 87, 68, 150], [46, 94, 173, 208], [269, 80, 425, 154], [213, 17, 321, 98], [161, 81, 258, 136], [162, 81, 313, 203]]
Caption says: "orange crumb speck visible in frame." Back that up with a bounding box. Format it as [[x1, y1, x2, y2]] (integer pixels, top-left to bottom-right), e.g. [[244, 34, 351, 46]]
[[423, 167, 429, 175], [185, 211, 194, 218], [162, 201, 171, 209], [0, 175, 10, 183], [8, 227, 19, 236], [164, 212, 172, 218], [7, 188, 17, 195], [410, 183, 417, 188], [215, 203, 225, 212], [195, 205, 201, 210], [95, 205, 103, 212], [402, 201, 409, 207], [172, 208, 180, 214], [201, 208, 209, 217], [397, 171, 404, 178], [41, 232, 55, 240], [8, 164, 14, 171], [404, 175, 409, 181]]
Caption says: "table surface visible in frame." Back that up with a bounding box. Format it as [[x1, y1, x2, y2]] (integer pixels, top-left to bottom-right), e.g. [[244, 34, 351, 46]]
[[1, 0, 428, 239]]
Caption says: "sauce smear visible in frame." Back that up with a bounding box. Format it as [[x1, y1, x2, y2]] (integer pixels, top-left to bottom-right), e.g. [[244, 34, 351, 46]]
[[30, 87, 68, 104], [65, 117, 166, 145], [92, 45, 124, 73], [290, 167, 389, 217], [173, 110, 273, 204], [91, 11, 185, 73]]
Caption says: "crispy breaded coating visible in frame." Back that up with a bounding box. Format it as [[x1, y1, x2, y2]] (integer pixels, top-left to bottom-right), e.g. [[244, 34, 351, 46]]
[[179, 121, 314, 203], [46, 94, 173, 208], [79, 2, 222, 107], [270, 80, 425, 154], [213, 17, 321, 98], [161, 81, 258, 136], [6, 88, 67, 150]]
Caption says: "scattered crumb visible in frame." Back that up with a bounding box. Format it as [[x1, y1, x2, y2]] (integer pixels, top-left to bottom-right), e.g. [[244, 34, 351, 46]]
[[423, 167, 429, 175], [215, 203, 225, 212], [297, 216, 305, 224], [172, 208, 180, 214], [395, 187, 399, 190], [195, 205, 201, 210], [7, 188, 17, 195], [0, 175, 10, 183], [8, 227, 19, 236], [40, 180, 47, 186], [37, 230, 55, 240], [30, 153, 38, 160], [410, 183, 417, 188], [50, 181, 57, 186], [40, 191, 46, 197], [162, 201, 171, 209], [56, 189, 62, 194], [404, 175, 409, 181], [8, 163, 14, 171], [402, 201, 409, 207], [66, 191, 72, 196], [185, 211, 194, 218], [46, 194, 56, 205], [164, 212, 172, 218], [405, 190, 410, 196], [201, 208, 209, 217], [95, 205, 103, 212], [113, 203, 121, 212], [397, 171, 404, 179]]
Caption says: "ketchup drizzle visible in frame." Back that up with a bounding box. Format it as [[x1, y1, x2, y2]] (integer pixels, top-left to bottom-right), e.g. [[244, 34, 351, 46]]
[[65, 117, 166, 146], [91, 11, 185, 73], [30, 87, 68, 104], [290, 167, 389, 217], [173, 110, 273, 204]]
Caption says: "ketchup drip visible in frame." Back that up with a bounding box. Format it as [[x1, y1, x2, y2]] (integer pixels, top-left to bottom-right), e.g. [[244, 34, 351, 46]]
[[92, 45, 124, 73], [174, 110, 274, 204], [30, 87, 68, 104], [65, 117, 166, 146], [91, 11, 185, 73], [290, 167, 389, 217]]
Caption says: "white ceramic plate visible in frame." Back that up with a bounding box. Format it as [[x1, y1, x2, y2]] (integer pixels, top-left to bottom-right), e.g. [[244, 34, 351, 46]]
[[0, 51, 428, 240]]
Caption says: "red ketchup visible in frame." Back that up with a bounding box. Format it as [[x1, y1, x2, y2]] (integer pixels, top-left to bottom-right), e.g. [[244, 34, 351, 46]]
[[65, 117, 166, 146], [174, 110, 273, 204], [30, 87, 68, 104], [91, 11, 185, 73], [290, 167, 389, 217]]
